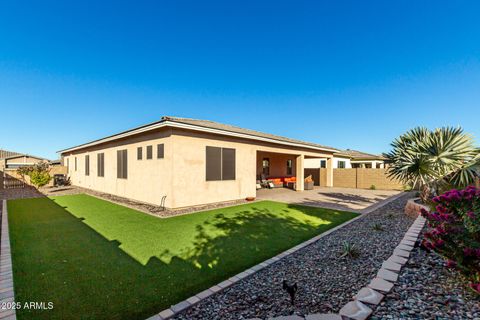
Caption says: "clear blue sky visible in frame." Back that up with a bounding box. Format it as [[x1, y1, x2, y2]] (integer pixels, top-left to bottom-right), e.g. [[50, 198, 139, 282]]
[[1, 1, 480, 160]]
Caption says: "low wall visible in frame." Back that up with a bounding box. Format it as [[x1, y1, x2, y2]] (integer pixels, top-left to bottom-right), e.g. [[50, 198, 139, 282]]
[[308, 168, 403, 190], [3, 166, 68, 187], [405, 198, 430, 218]]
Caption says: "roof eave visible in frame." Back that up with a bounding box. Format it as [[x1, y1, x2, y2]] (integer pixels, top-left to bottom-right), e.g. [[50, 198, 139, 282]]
[[58, 120, 339, 154]]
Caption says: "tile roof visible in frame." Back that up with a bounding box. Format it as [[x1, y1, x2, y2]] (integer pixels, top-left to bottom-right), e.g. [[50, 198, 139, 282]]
[[0, 149, 22, 159], [162, 116, 339, 152], [59, 116, 340, 153], [335, 149, 386, 160]]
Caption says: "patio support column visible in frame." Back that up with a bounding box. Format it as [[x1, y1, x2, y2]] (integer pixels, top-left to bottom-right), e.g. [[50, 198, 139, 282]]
[[326, 157, 333, 187], [295, 154, 304, 191]]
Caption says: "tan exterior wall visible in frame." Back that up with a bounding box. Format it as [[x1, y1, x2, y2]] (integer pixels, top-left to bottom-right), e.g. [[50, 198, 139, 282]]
[[64, 128, 174, 207], [332, 168, 403, 190], [62, 127, 336, 208]]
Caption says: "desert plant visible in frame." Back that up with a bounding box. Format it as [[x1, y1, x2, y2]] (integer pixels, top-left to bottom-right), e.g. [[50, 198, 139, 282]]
[[372, 223, 384, 231], [340, 241, 359, 258], [370, 184, 376, 190], [385, 127, 480, 203], [421, 186, 480, 294]]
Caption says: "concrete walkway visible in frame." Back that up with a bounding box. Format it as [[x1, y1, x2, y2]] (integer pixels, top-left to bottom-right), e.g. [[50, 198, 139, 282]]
[[256, 187, 401, 212]]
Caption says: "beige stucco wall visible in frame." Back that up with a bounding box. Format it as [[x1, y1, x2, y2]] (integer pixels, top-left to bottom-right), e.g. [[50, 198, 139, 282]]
[[64, 128, 174, 207], [62, 127, 336, 209]]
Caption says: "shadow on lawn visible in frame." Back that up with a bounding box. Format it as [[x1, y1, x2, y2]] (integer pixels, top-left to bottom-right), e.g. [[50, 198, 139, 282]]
[[9, 197, 351, 320]]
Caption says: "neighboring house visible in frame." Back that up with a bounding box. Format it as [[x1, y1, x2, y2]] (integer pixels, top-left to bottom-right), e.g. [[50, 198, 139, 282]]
[[304, 149, 387, 169], [59, 116, 340, 209], [0, 149, 22, 171], [0, 149, 47, 171]]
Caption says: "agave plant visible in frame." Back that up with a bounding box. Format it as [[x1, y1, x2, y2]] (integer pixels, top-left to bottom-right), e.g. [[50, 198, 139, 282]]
[[385, 127, 480, 202], [340, 240, 359, 258]]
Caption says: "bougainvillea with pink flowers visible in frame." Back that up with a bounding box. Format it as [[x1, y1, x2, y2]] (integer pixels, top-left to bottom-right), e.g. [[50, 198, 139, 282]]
[[421, 185, 480, 294]]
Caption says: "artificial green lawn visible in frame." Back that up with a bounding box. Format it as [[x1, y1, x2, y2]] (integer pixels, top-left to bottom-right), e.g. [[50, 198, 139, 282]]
[[8, 194, 358, 320]]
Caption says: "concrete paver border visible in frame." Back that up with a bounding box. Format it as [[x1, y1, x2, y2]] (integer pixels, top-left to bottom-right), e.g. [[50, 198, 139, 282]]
[[0, 200, 17, 320]]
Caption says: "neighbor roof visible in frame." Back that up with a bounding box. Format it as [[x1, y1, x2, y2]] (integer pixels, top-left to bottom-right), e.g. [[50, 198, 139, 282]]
[[0, 149, 22, 159], [335, 149, 386, 161], [59, 116, 340, 154]]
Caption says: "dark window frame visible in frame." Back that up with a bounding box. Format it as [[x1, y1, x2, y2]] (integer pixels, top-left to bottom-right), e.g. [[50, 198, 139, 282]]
[[137, 147, 142, 160], [338, 160, 346, 169], [117, 149, 128, 179], [146, 145, 153, 159], [75, 157, 77, 171], [157, 144, 164, 159], [97, 153, 105, 177], [206, 146, 236, 181], [320, 160, 327, 168], [262, 158, 270, 176], [85, 155, 90, 176], [286, 159, 293, 175]]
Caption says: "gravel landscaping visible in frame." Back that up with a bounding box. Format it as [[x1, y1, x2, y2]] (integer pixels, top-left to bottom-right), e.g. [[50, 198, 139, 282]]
[[174, 192, 415, 320], [372, 239, 480, 320]]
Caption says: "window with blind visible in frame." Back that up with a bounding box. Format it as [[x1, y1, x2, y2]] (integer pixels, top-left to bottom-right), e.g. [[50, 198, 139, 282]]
[[157, 144, 164, 159], [137, 147, 142, 160], [338, 160, 346, 168], [146, 145, 153, 159], [206, 146, 236, 181], [97, 153, 105, 177], [286, 159, 293, 175], [117, 150, 128, 179], [75, 157, 77, 171], [262, 158, 270, 176], [85, 155, 90, 176]]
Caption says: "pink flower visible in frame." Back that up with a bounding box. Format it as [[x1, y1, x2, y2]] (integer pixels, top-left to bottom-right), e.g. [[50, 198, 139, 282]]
[[436, 205, 447, 214], [446, 259, 457, 268], [469, 283, 480, 293], [464, 248, 475, 257], [435, 239, 445, 247], [467, 211, 475, 219], [422, 240, 434, 250]]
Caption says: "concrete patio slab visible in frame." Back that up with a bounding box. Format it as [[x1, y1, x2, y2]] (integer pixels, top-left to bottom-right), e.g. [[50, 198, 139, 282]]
[[256, 187, 400, 212]]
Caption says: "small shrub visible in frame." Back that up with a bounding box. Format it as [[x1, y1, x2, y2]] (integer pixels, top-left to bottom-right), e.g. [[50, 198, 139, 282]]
[[340, 241, 359, 258], [372, 223, 384, 231], [17, 162, 52, 188], [387, 213, 394, 219], [370, 184, 376, 190], [421, 186, 480, 294], [30, 170, 51, 188]]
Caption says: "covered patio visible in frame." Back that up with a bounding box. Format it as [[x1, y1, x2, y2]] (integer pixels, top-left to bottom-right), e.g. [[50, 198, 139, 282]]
[[255, 150, 333, 192]]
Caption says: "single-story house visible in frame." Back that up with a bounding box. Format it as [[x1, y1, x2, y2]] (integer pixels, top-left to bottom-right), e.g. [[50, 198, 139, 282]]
[[59, 116, 340, 209], [304, 149, 387, 169]]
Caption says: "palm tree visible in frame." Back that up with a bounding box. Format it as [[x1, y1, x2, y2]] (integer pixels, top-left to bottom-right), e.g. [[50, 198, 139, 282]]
[[385, 127, 480, 202]]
